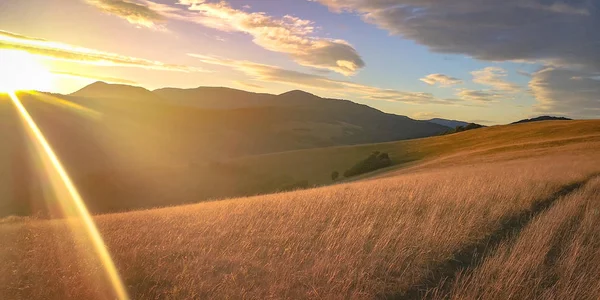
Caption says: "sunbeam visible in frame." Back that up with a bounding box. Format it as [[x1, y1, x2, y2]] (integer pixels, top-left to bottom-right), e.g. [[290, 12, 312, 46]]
[[8, 92, 129, 300], [26, 91, 103, 120]]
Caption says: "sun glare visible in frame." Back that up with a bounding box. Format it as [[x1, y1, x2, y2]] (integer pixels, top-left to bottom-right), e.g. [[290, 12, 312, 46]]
[[8, 92, 129, 300], [0, 50, 53, 93]]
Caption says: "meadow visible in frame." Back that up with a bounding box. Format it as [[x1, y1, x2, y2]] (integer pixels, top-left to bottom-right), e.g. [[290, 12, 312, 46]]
[[430, 177, 600, 300], [1, 120, 599, 299]]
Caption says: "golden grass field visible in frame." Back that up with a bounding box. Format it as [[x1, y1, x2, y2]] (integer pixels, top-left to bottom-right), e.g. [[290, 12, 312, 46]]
[[1, 120, 600, 299], [430, 177, 600, 300]]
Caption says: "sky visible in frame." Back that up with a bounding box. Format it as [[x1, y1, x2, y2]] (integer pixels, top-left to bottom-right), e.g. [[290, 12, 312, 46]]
[[0, 0, 599, 124]]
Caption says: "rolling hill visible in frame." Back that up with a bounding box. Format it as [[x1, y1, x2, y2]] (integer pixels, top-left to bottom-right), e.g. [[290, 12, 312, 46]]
[[426, 118, 470, 128]]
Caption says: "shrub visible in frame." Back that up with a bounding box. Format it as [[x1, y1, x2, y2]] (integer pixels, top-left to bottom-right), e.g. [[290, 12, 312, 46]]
[[443, 123, 484, 135], [344, 152, 392, 178], [331, 171, 339, 181]]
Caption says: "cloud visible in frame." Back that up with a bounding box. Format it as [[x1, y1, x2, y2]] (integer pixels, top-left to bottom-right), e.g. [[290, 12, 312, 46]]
[[469, 119, 496, 125], [0, 30, 203, 72], [517, 70, 533, 77], [190, 53, 459, 105], [420, 74, 463, 86], [451, 67, 521, 104], [529, 67, 600, 118], [471, 67, 521, 92], [51, 70, 139, 85], [413, 112, 442, 119], [0, 30, 47, 42], [235, 81, 265, 90], [85, 0, 365, 75], [178, 0, 365, 75], [456, 88, 505, 103], [84, 0, 167, 30], [316, 0, 600, 72]]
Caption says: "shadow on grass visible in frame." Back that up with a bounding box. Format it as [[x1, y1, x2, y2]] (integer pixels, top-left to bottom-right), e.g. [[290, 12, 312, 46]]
[[384, 173, 600, 300]]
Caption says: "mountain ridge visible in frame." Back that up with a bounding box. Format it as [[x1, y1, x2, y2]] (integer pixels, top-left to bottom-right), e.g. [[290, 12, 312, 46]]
[[426, 118, 470, 128], [511, 116, 572, 124]]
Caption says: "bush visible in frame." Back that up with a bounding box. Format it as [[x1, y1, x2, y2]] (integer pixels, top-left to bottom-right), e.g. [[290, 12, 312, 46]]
[[464, 123, 484, 130], [343, 152, 392, 178], [331, 171, 339, 181], [443, 123, 484, 135]]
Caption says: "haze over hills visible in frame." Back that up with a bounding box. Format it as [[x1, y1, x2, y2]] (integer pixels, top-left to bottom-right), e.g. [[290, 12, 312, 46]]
[[1, 84, 449, 217], [74, 82, 449, 149], [426, 118, 470, 129], [152, 86, 282, 109]]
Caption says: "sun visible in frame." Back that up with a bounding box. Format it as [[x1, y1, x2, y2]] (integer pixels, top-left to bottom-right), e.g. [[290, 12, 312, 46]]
[[0, 50, 53, 93]]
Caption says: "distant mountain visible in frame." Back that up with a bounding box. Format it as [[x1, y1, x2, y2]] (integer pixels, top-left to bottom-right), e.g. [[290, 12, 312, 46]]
[[511, 116, 572, 124], [141, 84, 451, 148], [426, 118, 470, 129], [71, 81, 161, 101], [153, 86, 279, 109], [153, 87, 343, 109]]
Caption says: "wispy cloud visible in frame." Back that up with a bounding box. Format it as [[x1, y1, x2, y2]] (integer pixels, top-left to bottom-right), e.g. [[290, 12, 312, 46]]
[[420, 74, 463, 87], [456, 88, 504, 103], [0, 30, 203, 72], [235, 81, 265, 90], [84, 0, 366, 75], [413, 112, 442, 119], [190, 54, 460, 105], [182, 0, 365, 75], [471, 67, 521, 92], [84, 0, 167, 30], [51, 70, 139, 85], [530, 67, 600, 118], [469, 119, 496, 125]]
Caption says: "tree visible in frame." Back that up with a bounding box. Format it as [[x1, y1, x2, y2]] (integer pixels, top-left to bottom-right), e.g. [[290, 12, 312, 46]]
[[343, 152, 392, 178], [331, 171, 339, 181]]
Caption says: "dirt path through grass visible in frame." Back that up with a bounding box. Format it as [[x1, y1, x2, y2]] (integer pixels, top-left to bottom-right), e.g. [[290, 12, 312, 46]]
[[392, 174, 600, 300]]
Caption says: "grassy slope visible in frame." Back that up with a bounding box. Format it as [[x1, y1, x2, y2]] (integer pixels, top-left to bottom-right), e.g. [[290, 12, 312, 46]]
[[225, 120, 600, 187], [432, 177, 600, 300], [1, 120, 600, 299]]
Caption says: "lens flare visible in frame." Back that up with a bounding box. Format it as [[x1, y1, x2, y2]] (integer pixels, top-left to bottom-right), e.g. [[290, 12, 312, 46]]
[[8, 92, 129, 300], [0, 50, 53, 93], [27, 91, 103, 120]]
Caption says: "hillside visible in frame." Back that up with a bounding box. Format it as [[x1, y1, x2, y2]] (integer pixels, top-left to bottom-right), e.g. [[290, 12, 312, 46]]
[[0, 87, 447, 217], [1, 119, 599, 299], [426, 118, 469, 128]]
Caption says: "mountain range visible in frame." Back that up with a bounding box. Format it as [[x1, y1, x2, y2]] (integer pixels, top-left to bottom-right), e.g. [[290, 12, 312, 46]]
[[67, 82, 451, 154]]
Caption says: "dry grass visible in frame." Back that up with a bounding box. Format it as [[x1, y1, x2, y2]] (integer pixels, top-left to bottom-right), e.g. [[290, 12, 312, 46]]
[[226, 120, 600, 186], [1, 151, 599, 299], [430, 177, 600, 300]]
